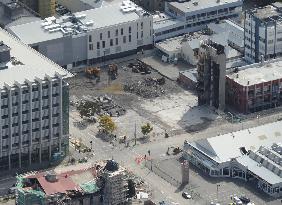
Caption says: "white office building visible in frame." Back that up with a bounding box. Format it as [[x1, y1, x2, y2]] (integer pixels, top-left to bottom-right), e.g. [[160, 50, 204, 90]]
[[7, 1, 153, 68], [183, 121, 282, 197], [0, 28, 72, 170], [153, 0, 243, 42], [244, 3, 282, 63]]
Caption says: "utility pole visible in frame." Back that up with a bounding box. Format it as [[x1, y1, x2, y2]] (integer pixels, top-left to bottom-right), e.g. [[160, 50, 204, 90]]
[[134, 122, 137, 146]]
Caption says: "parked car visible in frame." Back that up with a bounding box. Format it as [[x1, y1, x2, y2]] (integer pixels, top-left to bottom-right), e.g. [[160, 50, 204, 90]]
[[182, 192, 192, 199], [239, 196, 250, 204], [233, 196, 243, 205]]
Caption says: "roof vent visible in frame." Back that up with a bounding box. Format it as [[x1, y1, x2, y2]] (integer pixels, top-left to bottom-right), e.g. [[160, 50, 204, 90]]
[[193, 1, 198, 6]]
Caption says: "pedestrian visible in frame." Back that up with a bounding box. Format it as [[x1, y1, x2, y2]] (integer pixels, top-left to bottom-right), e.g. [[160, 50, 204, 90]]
[[144, 154, 147, 160], [148, 150, 151, 156]]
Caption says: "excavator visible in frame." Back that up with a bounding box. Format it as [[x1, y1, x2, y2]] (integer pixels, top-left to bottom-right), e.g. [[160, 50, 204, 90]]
[[108, 64, 118, 80], [85, 67, 101, 82]]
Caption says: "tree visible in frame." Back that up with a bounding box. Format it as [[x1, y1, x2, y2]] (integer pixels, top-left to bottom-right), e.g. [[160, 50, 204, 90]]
[[98, 115, 117, 133], [141, 123, 153, 136]]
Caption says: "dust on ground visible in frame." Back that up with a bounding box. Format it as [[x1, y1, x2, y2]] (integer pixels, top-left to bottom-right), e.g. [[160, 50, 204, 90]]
[[66, 59, 220, 138]]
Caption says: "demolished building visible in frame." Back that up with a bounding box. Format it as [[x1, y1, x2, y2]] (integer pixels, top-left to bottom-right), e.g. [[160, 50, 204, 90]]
[[197, 39, 226, 110], [16, 160, 128, 205]]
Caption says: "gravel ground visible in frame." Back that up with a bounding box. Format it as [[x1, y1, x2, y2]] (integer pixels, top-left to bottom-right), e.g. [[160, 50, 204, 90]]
[[67, 59, 184, 110]]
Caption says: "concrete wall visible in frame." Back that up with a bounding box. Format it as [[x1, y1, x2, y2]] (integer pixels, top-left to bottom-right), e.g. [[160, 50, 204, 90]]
[[32, 34, 88, 67]]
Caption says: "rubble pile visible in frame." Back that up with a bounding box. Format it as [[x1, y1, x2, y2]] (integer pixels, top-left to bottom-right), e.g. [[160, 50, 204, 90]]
[[128, 60, 151, 74], [76, 95, 126, 119], [124, 77, 166, 98]]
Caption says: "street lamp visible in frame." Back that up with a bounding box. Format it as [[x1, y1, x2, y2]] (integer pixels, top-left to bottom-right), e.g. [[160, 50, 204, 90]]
[[90, 141, 93, 151], [216, 184, 220, 202]]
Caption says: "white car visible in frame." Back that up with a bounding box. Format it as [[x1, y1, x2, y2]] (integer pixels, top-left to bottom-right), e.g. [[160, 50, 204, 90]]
[[233, 196, 243, 205]]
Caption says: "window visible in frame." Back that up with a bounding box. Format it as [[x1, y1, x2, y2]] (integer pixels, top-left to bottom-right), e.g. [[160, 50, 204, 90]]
[[115, 29, 118, 36], [121, 28, 124, 35], [89, 35, 92, 42], [137, 32, 138, 39], [129, 35, 131, 42], [97, 42, 100, 49], [141, 31, 143, 38], [110, 39, 113, 46], [108, 31, 110, 38], [89, 44, 93, 50], [129, 26, 131, 33], [123, 36, 126, 43], [115, 38, 118, 45], [141, 22, 143, 29], [102, 41, 105, 48], [100, 33, 103, 40]]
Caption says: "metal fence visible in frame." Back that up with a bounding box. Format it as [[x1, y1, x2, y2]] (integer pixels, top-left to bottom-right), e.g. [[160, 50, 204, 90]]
[[144, 158, 181, 188]]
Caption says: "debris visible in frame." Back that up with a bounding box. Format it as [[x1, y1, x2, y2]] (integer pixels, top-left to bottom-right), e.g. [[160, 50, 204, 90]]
[[128, 60, 151, 74], [76, 95, 126, 120], [124, 77, 166, 98]]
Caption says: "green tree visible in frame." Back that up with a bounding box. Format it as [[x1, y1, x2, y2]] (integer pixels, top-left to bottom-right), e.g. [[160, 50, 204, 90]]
[[98, 115, 117, 133], [141, 123, 153, 136]]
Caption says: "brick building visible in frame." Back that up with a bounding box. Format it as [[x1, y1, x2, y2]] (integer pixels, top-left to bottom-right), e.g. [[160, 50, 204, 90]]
[[226, 59, 282, 113]]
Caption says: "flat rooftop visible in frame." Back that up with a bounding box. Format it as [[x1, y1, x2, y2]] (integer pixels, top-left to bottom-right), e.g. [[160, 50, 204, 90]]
[[189, 121, 282, 164], [153, 13, 182, 30], [250, 5, 282, 21], [8, 2, 146, 45], [0, 28, 72, 89], [168, 0, 242, 14], [227, 59, 282, 86]]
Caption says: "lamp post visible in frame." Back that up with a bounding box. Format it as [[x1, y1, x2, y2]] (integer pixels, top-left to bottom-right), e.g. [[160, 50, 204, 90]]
[[216, 184, 220, 202]]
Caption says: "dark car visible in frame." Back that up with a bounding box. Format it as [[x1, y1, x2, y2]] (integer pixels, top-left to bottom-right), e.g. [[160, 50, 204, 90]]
[[239, 196, 250, 204]]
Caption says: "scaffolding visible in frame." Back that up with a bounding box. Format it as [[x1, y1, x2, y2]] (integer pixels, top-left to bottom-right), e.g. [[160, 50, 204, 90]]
[[102, 167, 127, 205]]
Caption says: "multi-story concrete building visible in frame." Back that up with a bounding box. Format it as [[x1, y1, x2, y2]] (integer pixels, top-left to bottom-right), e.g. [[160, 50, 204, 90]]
[[7, 1, 153, 69], [197, 39, 226, 110], [57, 0, 104, 13], [153, 0, 243, 42], [226, 59, 282, 113], [0, 28, 72, 170], [133, 0, 169, 12], [19, 0, 55, 18], [0, 0, 40, 28], [244, 3, 282, 63]]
